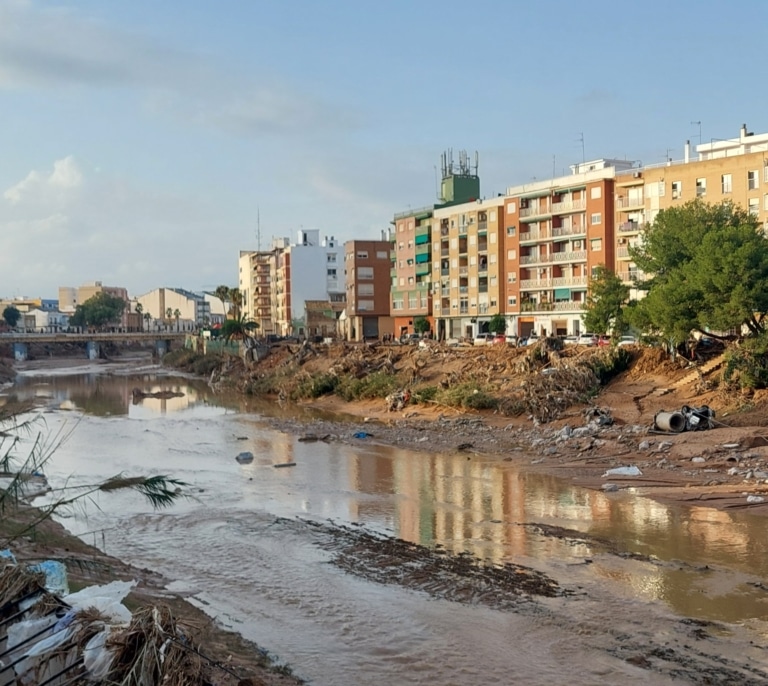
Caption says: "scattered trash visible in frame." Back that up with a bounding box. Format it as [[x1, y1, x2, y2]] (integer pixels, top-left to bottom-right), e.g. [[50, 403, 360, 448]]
[[585, 407, 613, 426], [722, 443, 740, 450], [353, 431, 373, 439], [639, 440, 651, 451], [603, 465, 643, 478], [235, 451, 254, 464], [457, 443, 473, 452], [691, 457, 706, 463], [298, 434, 320, 442], [28, 560, 69, 596], [385, 389, 411, 412], [602, 483, 620, 492], [274, 462, 297, 468], [654, 405, 715, 433], [746, 495, 766, 504]]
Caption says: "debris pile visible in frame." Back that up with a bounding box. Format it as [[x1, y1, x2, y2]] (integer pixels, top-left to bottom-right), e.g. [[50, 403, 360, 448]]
[[654, 405, 715, 433], [0, 553, 207, 685]]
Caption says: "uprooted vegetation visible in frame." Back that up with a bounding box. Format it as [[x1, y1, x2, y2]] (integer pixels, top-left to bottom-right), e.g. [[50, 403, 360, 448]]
[[170, 339, 634, 423]]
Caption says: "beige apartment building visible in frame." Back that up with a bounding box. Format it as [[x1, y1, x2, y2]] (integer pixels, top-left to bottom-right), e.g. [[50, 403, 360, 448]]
[[239, 249, 275, 335], [503, 159, 634, 338], [614, 123, 768, 294], [431, 197, 506, 340]]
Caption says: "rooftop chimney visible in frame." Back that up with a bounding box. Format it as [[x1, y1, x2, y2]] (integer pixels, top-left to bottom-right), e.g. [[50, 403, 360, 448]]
[[684, 140, 690, 164], [741, 123, 748, 140]]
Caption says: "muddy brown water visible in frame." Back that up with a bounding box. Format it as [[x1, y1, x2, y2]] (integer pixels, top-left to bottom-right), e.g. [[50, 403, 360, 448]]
[[5, 361, 768, 685]]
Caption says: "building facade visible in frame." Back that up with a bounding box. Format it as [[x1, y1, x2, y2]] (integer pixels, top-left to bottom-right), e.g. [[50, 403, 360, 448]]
[[239, 249, 275, 335], [136, 287, 210, 327], [344, 239, 393, 341], [503, 159, 634, 338]]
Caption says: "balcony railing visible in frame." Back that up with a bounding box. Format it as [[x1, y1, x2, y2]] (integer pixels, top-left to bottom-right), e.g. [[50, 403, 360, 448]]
[[478, 221, 488, 231], [441, 248, 449, 256], [519, 228, 548, 243], [617, 196, 644, 209], [617, 246, 630, 258], [459, 266, 468, 275], [617, 270, 641, 282], [520, 300, 584, 313], [619, 221, 643, 233], [519, 276, 588, 290], [551, 198, 587, 214], [551, 249, 587, 264], [520, 204, 550, 219], [552, 224, 586, 238]]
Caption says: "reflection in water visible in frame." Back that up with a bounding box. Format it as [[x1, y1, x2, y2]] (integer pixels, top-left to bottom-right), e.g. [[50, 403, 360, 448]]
[[9, 369, 768, 627]]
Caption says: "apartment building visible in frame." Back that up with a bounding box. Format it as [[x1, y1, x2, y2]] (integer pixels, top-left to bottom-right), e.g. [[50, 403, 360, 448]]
[[269, 230, 344, 336], [391, 151, 481, 337], [431, 197, 506, 340], [614, 123, 768, 294], [58, 281, 133, 329], [239, 249, 275, 335], [504, 159, 634, 338], [343, 239, 393, 341], [136, 287, 210, 325]]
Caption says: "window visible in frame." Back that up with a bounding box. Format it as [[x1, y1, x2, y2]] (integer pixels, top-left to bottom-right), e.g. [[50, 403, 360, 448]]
[[358, 267, 373, 279], [507, 249, 517, 259], [490, 210, 497, 221], [490, 232, 497, 244], [327, 269, 337, 277], [722, 174, 732, 193], [672, 181, 682, 199], [327, 254, 337, 263], [489, 254, 497, 264], [764, 165, 768, 184], [590, 213, 602, 226], [392, 298, 403, 310], [376, 250, 388, 259], [507, 296, 517, 306], [749, 170, 759, 190], [696, 178, 707, 197], [409, 296, 417, 309], [408, 276, 414, 284], [356, 250, 368, 259], [506, 226, 516, 236], [358, 283, 374, 296], [749, 198, 760, 217], [507, 271, 517, 283], [590, 186, 602, 199], [358, 299, 374, 311], [764, 194, 768, 211], [590, 238, 602, 252], [507, 202, 516, 214]]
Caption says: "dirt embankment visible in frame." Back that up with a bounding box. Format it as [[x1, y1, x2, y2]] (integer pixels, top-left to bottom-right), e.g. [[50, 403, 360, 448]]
[[207, 340, 768, 517]]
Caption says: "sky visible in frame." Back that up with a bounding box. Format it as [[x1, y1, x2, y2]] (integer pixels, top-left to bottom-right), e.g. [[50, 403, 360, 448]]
[[1, 0, 765, 299]]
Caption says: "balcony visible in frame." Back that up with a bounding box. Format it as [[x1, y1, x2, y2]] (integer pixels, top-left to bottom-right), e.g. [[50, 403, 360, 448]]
[[520, 276, 588, 290], [619, 221, 643, 233], [416, 263, 430, 276], [415, 243, 430, 257], [552, 224, 586, 238], [459, 266, 469, 275], [617, 270, 640, 282], [519, 228, 548, 243], [478, 220, 488, 232], [617, 246, 631, 258], [459, 286, 468, 294], [551, 250, 587, 264], [617, 195, 644, 210], [441, 226, 449, 237], [520, 300, 584, 313], [519, 204, 550, 220], [441, 248, 449, 257], [551, 198, 587, 214], [441, 268, 450, 276]]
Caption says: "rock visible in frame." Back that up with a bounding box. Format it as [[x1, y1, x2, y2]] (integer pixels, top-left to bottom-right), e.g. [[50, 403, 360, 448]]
[[656, 441, 673, 451], [559, 425, 572, 439], [728, 467, 740, 476], [235, 452, 254, 464], [691, 457, 706, 463], [639, 440, 651, 451], [544, 447, 558, 455], [602, 483, 620, 492]]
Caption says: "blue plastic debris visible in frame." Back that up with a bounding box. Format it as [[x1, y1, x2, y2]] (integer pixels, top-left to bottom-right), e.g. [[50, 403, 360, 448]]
[[28, 560, 69, 596], [0, 549, 17, 564], [235, 452, 254, 464], [353, 432, 373, 439]]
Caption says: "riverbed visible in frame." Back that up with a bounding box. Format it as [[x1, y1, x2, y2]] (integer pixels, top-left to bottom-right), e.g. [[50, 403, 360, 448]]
[[5, 359, 768, 685]]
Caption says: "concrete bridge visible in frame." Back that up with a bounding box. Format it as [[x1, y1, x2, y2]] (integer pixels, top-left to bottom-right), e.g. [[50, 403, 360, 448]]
[[0, 332, 188, 361]]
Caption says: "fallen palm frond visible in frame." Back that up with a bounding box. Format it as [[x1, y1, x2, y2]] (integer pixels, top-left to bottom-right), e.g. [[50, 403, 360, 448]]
[[106, 604, 203, 686], [98, 475, 188, 509], [0, 561, 45, 609]]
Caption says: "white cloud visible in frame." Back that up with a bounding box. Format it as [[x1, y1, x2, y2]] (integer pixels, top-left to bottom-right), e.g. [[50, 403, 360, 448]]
[[0, 1, 358, 138], [3, 156, 82, 205]]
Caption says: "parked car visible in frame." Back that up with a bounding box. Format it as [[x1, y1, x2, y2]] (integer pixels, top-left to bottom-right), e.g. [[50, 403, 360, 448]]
[[473, 332, 495, 346], [596, 335, 611, 347], [617, 335, 638, 347], [577, 333, 598, 346], [563, 335, 579, 346]]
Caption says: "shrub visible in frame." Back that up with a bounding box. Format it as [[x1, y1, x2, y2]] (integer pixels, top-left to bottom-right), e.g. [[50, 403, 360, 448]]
[[412, 386, 438, 404], [723, 335, 768, 390], [335, 371, 401, 401], [434, 382, 499, 411]]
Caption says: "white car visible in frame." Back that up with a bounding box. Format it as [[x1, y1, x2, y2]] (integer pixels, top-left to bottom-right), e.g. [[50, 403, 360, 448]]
[[577, 333, 598, 346], [617, 335, 638, 347], [473, 333, 495, 346]]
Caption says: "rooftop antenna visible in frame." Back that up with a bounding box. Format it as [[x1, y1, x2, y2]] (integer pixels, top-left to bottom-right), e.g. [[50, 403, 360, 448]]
[[690, 121, 702, 147], [578, 133, 585, 164], [256, 206, 261, 251], [434, 165, 440, 201]]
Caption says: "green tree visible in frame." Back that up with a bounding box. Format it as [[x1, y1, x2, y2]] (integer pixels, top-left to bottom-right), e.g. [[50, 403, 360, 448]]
[[165, 307, 173, 322], [143, 311, 152, 330], [582, 265, 630, 335], [173, 308, 181, 330], [2, 305, 21, 328], [221, 314, 258, 342], [69, 292, 126, 329], [413, 316, 431, 335], [488, 314, 506, 334], [630, 200, 768, 344]]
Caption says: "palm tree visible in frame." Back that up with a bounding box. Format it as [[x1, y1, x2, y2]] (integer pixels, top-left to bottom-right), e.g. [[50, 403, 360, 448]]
[[229, 288, 243, 319], [135, 302, 143, 332], [173, 308, 181, 331], [165, 307, 173, 322], [214, 285, 231, 320], [144, 312, 152, 331], [221, 315, 258, 342]]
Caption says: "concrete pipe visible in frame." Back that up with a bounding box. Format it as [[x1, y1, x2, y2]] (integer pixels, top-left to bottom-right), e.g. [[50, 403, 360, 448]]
[[654, 411, 686, 433]]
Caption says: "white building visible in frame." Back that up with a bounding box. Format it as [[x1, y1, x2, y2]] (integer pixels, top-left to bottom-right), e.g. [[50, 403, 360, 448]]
[[135, 288, 210, 327]]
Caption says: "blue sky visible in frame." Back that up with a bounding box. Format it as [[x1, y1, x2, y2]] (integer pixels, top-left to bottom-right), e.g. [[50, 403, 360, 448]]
[[1, 0, 764, 298]]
